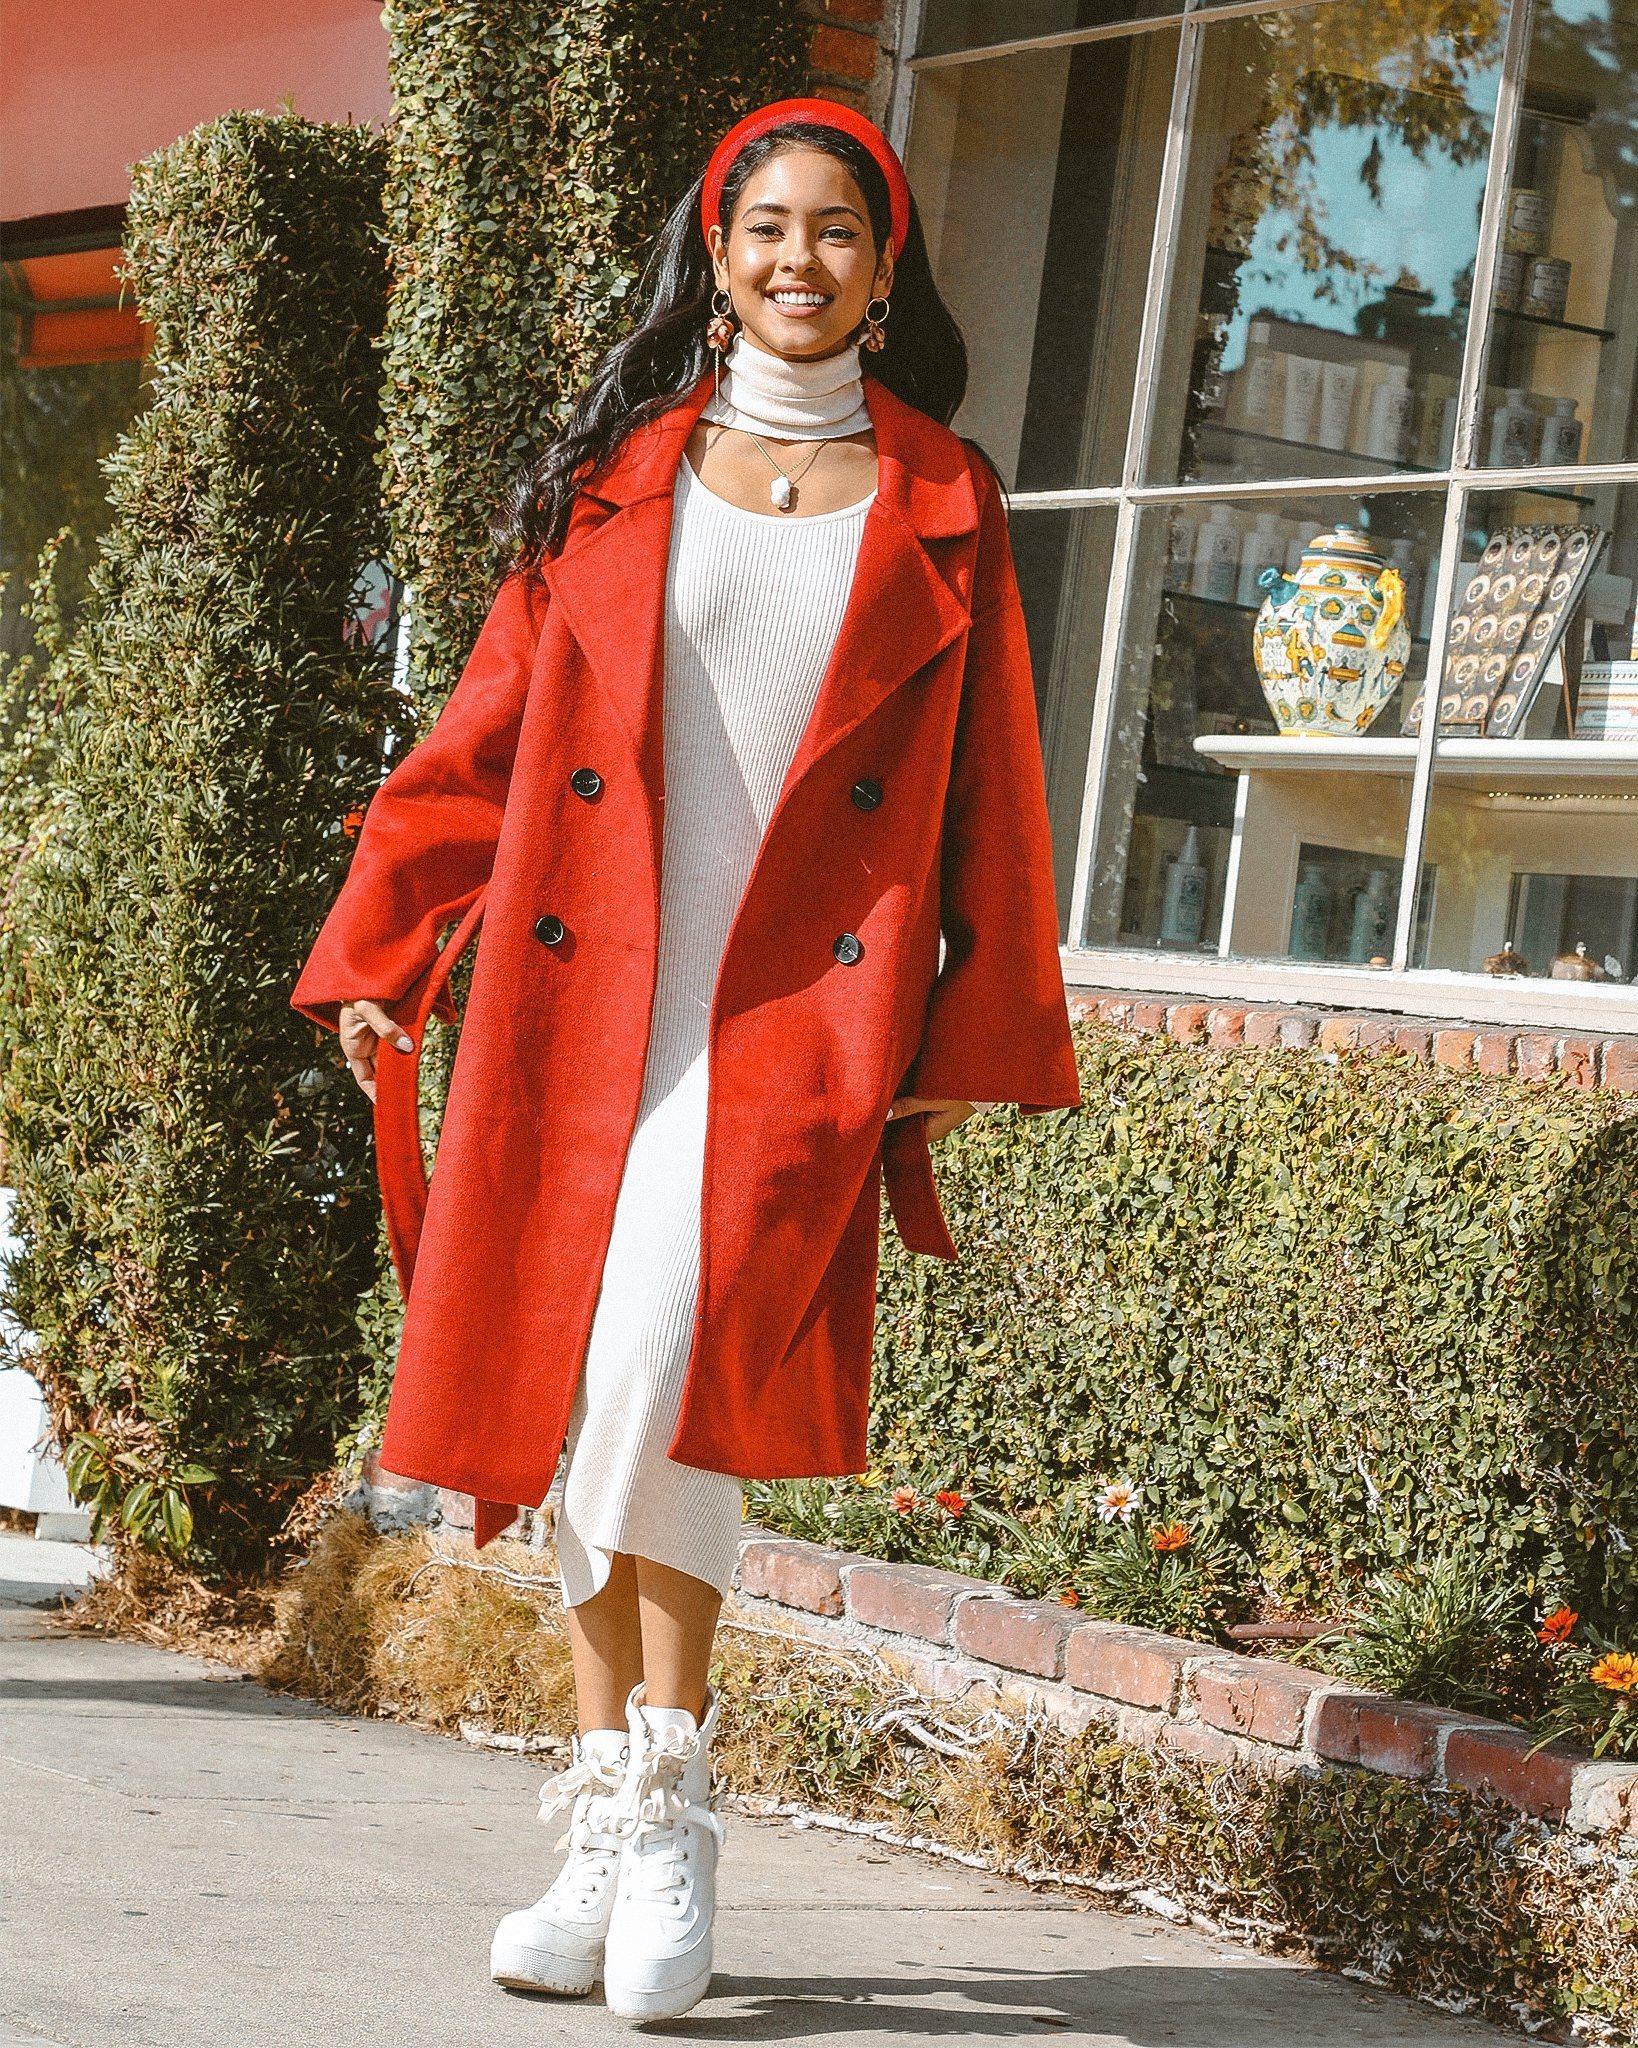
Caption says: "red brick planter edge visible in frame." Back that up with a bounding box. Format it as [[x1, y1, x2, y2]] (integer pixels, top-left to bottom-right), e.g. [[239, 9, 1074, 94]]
[[731, 1533, 1637, 1837], [1066, 992, 1638, 1090]]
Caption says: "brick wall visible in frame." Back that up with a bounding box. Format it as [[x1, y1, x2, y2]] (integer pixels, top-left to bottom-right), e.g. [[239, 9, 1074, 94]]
[[802, 0, 901, 121], [1068, 989, 1638, 1091], [733, 1532, 1638, 1837]]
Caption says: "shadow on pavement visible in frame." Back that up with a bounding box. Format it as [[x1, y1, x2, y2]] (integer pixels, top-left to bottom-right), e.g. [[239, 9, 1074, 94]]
[[634, 1964, 1507, 2044], [0, 1674, 320, 1718]]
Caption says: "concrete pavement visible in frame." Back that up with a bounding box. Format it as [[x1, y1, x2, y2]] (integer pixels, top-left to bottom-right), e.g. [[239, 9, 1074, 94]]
[[0, 1533, 1522, 2046]]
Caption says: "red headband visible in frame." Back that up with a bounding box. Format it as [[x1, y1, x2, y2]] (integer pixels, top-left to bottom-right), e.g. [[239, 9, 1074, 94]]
[[700, 97, 911, 261]]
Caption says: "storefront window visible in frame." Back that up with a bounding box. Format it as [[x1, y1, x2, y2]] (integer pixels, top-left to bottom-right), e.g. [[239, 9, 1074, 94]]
[[906, 31, 1177, 489], [1009, 507, 1119, 936], [1081, 492, 1443, 961], [902, 0, 1638, 1019], [1475, 0, 1638, 468], [1145, 3, 1502, 490], [1415, 484, 1638, 979]]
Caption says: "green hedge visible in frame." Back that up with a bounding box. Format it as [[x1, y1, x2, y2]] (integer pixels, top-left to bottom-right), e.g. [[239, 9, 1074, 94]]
[[0, 114, 404, 1570], [869, 1026, 1638, 1624]]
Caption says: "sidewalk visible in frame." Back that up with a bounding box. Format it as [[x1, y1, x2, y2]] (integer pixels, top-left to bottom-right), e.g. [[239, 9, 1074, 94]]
[[0, 1533, 1522, 2047]]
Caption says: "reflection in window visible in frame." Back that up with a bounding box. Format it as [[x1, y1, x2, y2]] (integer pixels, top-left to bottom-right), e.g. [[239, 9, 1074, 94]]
[[915, 0, 1185, 60], [1009, 508, 1119, 939], [1147, 0, 1504, 487], [906, 32, 1176, 489], [1478, 0, 1638, 467], [1414, 484, 1638, 981], [1, 256, 148, 660], [1085, 495, 1445, 961]]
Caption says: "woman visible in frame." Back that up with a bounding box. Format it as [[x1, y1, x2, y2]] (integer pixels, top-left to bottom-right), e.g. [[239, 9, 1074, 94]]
[[292, 97, 1079, 2021]]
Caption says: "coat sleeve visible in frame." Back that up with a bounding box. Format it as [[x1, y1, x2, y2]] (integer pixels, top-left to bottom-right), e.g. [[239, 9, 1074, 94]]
[[290, 568, 546, 1035], [898, 459, 1082, 1116]]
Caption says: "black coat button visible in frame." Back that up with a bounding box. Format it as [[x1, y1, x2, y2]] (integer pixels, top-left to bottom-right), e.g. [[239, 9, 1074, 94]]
[[833, 931, 864, 965], [533, 914, 566, 946], [850, 777, 883, 810], [569, 767, 602, 799]]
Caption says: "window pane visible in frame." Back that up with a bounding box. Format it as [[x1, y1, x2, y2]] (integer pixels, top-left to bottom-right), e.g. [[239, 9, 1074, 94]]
[[906, 31, 1177, 489], [1143, 1, 1504, 488], [1, 282, 146, 658], [1412, 484, 1638, 987], [1084, 492, 1448, 963], [915, 0, 1181, 60], [1009, 507, 1119, 940], [1474, 0, 1638, 469]]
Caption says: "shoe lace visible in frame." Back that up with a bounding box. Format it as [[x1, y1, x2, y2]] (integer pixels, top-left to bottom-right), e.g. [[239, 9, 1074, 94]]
[[610, 1727, 726, 1909], [537, 1747, 627, 1859]]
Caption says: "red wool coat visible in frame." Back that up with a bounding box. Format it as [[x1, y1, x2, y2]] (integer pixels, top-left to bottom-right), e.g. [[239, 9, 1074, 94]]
[[292, 368, 1081, 1546]]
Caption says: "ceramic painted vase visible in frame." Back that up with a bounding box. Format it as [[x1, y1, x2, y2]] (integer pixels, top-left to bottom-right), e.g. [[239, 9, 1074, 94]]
[[1252, 525, 1410, 734]]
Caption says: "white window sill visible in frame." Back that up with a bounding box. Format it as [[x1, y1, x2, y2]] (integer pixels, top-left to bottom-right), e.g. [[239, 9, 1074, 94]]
[[1060, 946, 1638, 1036]]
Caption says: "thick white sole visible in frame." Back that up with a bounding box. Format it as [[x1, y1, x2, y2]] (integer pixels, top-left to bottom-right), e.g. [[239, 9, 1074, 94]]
[[490, 1941, 600, 1998], [602, 1957, 713, 2021]]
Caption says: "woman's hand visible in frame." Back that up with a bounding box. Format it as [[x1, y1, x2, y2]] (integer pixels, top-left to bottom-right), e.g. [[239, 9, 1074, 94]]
[[887, 1095, 978, 1143], [338, 1000, 414, 1103]]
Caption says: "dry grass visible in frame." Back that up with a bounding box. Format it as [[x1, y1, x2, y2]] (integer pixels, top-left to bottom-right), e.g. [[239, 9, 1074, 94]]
[[257, 1512, 578, 1738], [59, 1543, 282, 1668]]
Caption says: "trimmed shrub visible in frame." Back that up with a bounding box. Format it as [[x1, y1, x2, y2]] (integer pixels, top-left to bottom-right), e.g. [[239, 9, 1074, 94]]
[[869, 1026, 1638, 1626], [0, 114, 405, 1571]]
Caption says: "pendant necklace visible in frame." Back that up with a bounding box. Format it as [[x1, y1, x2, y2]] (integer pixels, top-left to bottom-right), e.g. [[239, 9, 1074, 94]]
[[741, 431, 827, 512]]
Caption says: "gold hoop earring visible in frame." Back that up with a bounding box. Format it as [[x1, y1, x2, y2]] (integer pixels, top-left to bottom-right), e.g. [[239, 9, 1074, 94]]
[[862, 295, 890, 353], [705, 288, 736, 352]]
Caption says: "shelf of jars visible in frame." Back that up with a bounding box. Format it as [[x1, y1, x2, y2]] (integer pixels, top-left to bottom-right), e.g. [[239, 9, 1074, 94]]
[[1193, 734, 1638, 789]]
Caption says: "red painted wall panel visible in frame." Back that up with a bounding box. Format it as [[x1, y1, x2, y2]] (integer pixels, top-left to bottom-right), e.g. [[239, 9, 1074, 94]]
[[3, 1, 390, 223]]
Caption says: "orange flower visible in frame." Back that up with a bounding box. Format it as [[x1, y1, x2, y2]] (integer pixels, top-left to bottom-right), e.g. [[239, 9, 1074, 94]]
[[1589, 1651, 1638, 1694], [890, 1485, 919, 1515], [1058, 1587, 1081, 1608], [935, 1490, 968, 1519], [342, 807, 365, 839], [1151, 1522, 1190, 1553], [1536, 1605, 1578, 1647]]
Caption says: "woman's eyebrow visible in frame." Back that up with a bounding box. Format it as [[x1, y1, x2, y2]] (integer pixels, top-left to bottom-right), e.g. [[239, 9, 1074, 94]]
[[741, 200, 865, 222]]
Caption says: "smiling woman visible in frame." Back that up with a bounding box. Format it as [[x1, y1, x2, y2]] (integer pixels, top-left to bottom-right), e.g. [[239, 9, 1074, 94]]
[[292, 94, 1078, 2024]]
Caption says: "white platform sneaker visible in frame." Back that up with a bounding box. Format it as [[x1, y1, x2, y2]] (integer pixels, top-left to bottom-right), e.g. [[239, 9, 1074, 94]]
[[490, 1727, 630, 1996], [601, 1681, 727, 2021]]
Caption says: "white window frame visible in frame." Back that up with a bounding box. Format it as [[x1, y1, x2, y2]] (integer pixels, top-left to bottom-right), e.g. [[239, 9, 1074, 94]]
[[891, 0, 1638, 1032]]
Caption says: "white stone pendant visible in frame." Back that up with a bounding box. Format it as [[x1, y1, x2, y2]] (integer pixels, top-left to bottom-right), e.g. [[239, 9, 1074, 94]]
[[769, 473, 792, 510]]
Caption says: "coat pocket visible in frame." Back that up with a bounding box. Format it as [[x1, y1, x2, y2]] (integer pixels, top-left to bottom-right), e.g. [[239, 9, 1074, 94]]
[[880, 1109, 959, 1262]]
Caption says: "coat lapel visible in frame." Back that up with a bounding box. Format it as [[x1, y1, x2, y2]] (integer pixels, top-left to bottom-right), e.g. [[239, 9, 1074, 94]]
[[541, 367, 979, 820]]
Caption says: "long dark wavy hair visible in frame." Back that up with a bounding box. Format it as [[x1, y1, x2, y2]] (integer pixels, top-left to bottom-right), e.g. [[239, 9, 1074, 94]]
[[493, 120, 972, 571]]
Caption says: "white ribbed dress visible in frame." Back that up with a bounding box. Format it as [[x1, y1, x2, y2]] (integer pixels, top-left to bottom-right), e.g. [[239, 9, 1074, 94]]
[[546, 453, 874, 1608]]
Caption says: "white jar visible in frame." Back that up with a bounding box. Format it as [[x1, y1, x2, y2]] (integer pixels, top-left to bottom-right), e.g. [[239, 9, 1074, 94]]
[[1191, 504, 1244, 603], [1282, 355, 1322, 445], [1365, 364, 1414, 464], [1521, 256, 1571, 323], [1238, 319, 1279, 431], [1237, 511, 1287, 607], [1316, 359, 1360, 451], [1486, 389, 1537, 468], [1538, 397, 1583, 467], [1165, 511, 1199, 591]]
